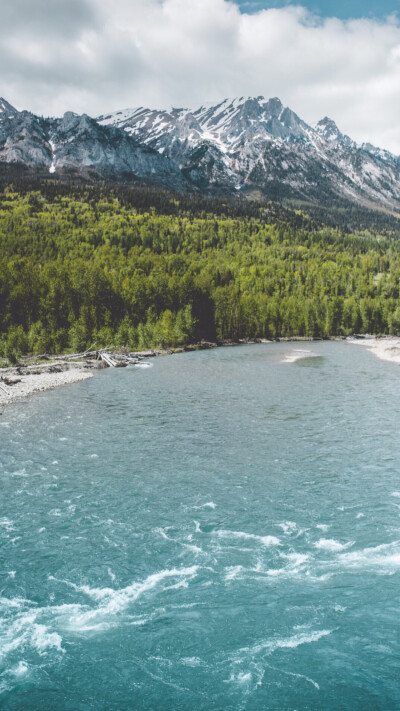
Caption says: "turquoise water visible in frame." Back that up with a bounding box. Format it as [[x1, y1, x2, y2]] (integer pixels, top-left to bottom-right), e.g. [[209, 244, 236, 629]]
[[1, 342, 399, 710]]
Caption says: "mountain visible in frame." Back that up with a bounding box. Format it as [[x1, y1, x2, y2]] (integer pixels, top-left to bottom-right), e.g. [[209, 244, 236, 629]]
[[1, 95, 399, 209], [99, 96, 400, 208], [0, 101, 189, 190]]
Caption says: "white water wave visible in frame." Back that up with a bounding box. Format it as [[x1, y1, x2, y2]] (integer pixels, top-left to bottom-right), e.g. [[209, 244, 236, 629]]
[[0, 608, 64, 662], [281, 349, 320, 364], [50, 566, 200, 632], [316, 524, 330, 532], [0, 566, 201, 669], [337, 541, 400, 572], [0, 518, 15, 532], [277, 521, 297, 535], [224, 627, 333, 686], [154, 528, 204, 555], [242, 628, 333, 655], [224, 565, 244, 581], [214, 530, 281, 547], [314, 538, 353, 552], [266, 552, 311, 578]]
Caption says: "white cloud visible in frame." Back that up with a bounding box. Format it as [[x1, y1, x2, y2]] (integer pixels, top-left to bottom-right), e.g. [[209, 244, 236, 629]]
[[1, 0, 400, 153]]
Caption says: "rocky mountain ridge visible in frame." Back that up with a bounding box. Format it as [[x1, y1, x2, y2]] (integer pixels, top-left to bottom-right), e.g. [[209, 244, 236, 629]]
[[1, 95, 399, 208], [0, 100, 188, 191]]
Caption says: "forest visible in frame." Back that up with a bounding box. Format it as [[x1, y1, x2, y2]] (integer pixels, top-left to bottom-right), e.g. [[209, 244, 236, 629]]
[[1, 179, 400, 360]]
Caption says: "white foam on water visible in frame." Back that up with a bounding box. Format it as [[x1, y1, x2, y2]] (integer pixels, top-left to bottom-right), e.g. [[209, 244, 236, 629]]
[[193, 501, 216, 510], [314, 538, 353, 552], [30, 625, 63, 654], [266, 552, 310, 578], [226, 671, 253, 684], [1, 567, 201, 666], [356, 513, 365, 519], [12, 661, 29, 676], [215, 530, 281, 547], [281, 349, 320, 364], [135, 362, 153, 368], [316, 524, 330, 532], [338, 541, 400, 573], [391, 492, 400, 498], [0, 596, 35, 609], [107, 568, 116, 582], [0, 518, 15, 531], [0, 608, 64, 662], [11, 469, 27, 477], [180, 657, 202, 667], [7, 571, 16, 578], [55, 566, 200, 632], [154, 527, 170, 540], [240, 628, 333, 656], [277, 521, 297, 535], [225, 565, 244, 581]]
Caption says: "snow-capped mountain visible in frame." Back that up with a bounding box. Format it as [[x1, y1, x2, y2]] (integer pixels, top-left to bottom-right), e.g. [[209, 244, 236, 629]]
[[99, 96, 400, 208], [0, 100, 189, 190], [1, 95, 399, 209]]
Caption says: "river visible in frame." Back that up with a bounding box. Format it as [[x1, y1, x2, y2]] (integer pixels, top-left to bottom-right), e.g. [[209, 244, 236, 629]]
[[1, 342, 399, 710]]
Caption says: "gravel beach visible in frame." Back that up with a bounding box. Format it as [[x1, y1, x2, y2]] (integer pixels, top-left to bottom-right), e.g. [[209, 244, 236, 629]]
[[0, 365, 93, 408]]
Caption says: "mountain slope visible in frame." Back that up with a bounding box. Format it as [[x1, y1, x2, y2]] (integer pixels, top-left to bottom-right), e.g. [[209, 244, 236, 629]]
[[0, 101, 189, 191], [99, 96, 400, 208], [0, 95, 399, 209]]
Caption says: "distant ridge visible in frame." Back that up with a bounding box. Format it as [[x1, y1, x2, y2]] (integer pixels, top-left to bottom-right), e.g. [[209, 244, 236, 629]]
[[1, 95, 399, 209]]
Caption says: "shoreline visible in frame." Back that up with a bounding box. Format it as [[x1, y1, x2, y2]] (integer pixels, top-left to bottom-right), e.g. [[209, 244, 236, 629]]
[[0, 362, 94, 409], [1, 335, 399, 409]]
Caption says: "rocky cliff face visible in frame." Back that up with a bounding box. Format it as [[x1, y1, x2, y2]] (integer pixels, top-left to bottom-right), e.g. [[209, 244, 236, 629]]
[[1, 95, 399, 209]]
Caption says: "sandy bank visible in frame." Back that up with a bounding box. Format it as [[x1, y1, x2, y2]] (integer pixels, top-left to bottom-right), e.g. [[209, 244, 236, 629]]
[[347, 336, 400, 365], [0, 365, 93, 408]]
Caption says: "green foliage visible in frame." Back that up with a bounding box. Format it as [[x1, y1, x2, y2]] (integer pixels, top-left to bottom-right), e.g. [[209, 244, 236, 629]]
[[0, 184, 400, 355]]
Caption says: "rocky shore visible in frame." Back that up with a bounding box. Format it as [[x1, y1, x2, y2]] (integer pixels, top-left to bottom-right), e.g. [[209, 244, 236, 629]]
[[0, 362, 95, 408]]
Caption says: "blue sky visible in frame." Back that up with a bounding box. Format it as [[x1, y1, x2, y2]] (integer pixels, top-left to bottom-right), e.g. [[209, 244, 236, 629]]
[[235, 0, 399, 20]]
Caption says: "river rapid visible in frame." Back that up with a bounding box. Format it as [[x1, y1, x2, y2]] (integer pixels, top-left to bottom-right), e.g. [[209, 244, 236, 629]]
[[0, 342, 399, 710]]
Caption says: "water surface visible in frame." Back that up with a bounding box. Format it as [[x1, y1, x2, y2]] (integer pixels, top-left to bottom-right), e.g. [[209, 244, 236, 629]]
[[1, 342, 399, 710]]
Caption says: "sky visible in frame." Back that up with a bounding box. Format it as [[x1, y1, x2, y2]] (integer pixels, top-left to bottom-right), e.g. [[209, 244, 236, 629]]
[[235, 0, 399, 20], [1, 0, 400, 153]]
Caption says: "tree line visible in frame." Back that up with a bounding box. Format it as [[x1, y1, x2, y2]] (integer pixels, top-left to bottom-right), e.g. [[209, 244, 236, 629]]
[[1, 185, 400, 361]]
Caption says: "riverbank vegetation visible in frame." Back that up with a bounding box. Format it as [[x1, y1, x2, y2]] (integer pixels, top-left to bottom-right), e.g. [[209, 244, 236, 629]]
[[1, 182, 400, 359]]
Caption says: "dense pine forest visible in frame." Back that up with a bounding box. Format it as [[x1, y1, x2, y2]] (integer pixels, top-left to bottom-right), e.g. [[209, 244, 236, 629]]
[[1, 177, 400, 361]]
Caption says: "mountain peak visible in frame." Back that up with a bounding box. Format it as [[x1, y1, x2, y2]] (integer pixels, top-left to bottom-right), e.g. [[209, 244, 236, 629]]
[[316, 116, 355, 149], [316, 116, 342, 140], [0, 98, 18, 117]]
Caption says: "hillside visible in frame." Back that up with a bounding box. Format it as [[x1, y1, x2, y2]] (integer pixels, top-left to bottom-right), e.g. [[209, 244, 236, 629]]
[[1, 181, 400, 361]]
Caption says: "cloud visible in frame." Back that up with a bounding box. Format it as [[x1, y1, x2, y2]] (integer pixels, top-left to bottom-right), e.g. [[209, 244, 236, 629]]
[[1, 0, 400, 153]]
